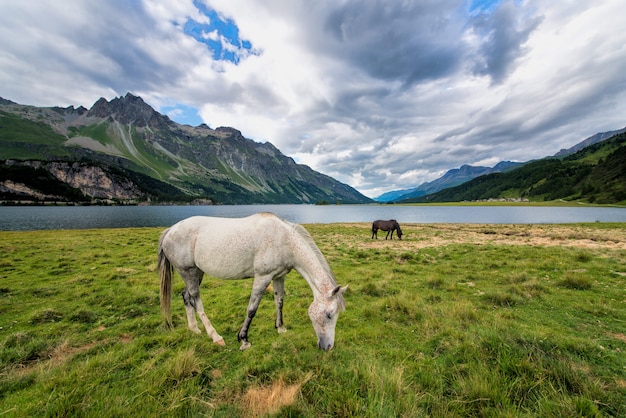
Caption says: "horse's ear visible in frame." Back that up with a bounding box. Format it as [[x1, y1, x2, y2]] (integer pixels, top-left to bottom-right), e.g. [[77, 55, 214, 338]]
[[332, 285, 348, 296]]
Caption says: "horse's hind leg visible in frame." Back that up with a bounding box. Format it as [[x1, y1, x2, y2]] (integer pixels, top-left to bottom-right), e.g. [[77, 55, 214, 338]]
[[273, 275, 287, 334], [180, 267, 224, 345]]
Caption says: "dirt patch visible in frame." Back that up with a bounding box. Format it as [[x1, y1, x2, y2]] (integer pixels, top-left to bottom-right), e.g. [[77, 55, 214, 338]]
[[49, 340, 99, 364], [10, 340, 100, 378], [241, 373, 311, 417], [356, 223, 626, 250]]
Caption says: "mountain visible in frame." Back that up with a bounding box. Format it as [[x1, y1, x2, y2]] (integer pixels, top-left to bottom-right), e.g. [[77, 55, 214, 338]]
[[0, 93, 372, 205], [376, 126, 626, 204], [400, 131, 626, 204], [375, 161, 522, 202], [554, 127, 626, 157]]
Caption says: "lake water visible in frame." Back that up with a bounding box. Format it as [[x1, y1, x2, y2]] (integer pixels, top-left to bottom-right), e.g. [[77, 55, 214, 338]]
[[1, 204, 625, 231]]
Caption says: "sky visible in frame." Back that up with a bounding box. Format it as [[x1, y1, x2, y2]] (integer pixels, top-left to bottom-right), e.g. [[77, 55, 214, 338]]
[[1, 1, 625, 198]]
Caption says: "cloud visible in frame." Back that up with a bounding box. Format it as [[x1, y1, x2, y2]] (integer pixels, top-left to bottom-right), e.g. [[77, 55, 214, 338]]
[[470, 1, 542, 83], [1, 0, 625, 198], [319, 0, 466, 84]]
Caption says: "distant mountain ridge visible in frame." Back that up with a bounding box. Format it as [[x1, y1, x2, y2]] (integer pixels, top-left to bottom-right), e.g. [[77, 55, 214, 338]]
[[376, 126, 626, 203], [376, 161, 522, 202], [400, 130, 626, 205], [554, 127, 626, 157], [0, 93, 372, 204]]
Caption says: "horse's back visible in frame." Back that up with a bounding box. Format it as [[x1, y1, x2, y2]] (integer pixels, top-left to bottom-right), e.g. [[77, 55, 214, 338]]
[[162, 214, 294, 279], [168, 213, 281, 234], [373, 219, 394, 229], [165, 214, 288, 249]]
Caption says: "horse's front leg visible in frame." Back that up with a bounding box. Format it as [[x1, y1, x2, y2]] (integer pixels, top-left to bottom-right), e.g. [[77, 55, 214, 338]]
[[273, 275, 287, 334], [238, 274, 273, 350], [193, 297, 225, 346]]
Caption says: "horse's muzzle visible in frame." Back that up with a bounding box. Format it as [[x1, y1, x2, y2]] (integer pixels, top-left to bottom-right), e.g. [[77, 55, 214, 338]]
[[318, 339, 333, 351]]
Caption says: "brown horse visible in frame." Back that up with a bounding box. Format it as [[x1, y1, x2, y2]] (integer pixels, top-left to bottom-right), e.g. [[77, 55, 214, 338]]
[[371, 219, 403, 240]]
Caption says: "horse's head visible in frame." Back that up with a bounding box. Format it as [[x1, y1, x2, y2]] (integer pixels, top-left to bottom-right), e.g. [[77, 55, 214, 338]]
[[308, 285, 348, 350], [396, 223, 403, 239]]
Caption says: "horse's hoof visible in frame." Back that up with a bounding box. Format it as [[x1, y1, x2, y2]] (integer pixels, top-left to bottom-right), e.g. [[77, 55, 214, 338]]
[[277, 326, 287, 334], [239, 341, 252, 351], [214, 338, 225, 346], [190, 327, 202, 335]]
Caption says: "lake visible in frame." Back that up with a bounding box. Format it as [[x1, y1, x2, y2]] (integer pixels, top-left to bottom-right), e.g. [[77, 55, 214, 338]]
[[1, 204, 625, 231]]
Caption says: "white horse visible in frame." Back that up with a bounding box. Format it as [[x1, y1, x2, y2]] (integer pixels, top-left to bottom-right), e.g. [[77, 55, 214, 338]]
[[158, 213, 347, 351]]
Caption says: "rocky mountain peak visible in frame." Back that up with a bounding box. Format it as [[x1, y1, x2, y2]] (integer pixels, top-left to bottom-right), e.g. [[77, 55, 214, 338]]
[[50, 105, 88, 116], [0, 93, 373, 205], [0, 97, 17, 105], [87, 92, 172, 128], [215, 126, 243, 137]]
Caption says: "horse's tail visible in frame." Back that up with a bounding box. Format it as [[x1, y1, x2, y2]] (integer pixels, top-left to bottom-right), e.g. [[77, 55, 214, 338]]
[[158, 228, 173, 328]]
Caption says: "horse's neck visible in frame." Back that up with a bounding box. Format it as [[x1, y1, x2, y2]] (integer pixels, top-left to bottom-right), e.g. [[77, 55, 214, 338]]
[[291, 235, 335, 298]]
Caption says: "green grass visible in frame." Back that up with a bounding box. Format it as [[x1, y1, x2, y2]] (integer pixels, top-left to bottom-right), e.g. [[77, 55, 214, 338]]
[[1, 223, 625, 417]]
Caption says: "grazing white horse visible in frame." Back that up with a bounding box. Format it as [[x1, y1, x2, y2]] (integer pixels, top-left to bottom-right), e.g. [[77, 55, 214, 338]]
[[158, 213, 347, 351]]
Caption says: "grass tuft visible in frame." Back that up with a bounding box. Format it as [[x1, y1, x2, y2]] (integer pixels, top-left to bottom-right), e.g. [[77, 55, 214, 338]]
[[481, 291, 521, 307], [30, 308, 64, 324], [559, 273, 593, 290], [165, 348, 201, 387], [69, 310, 98, 324], [360, 281, 383, 297], [426, 277, 445, 289], [241, 373, 311, 417], [574, 252, 593, 263]]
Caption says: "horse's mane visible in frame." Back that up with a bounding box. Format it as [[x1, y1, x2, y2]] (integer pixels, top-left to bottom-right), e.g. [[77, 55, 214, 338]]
[[290, 222, 346, 312], [291, 223, 338, 285], [271, 216, 345, 311]]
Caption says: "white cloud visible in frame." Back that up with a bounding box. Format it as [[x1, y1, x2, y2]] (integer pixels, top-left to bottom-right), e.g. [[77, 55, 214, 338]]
[[0, 0, 625, 198]]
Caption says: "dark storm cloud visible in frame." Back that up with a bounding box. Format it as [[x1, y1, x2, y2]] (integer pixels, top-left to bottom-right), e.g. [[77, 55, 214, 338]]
[[321, 0, 466, 85], [470, 1, 542, 84], [61, 2, 185, 92]]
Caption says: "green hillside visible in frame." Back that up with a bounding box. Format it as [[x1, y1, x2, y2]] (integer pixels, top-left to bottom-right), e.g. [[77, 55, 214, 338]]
[[0, 95, 372, 205], [0, 110, 72, 160], [403, 132, 626, 205]]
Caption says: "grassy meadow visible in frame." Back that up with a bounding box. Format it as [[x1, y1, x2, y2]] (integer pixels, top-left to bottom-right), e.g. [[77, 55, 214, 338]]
[[1, 222, 625, 417]]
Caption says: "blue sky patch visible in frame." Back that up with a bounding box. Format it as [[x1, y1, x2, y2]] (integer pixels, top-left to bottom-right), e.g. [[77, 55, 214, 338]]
[[467, 0, 502, 16], [184, 0, 256, 64], [162, 103, 204, 127]]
